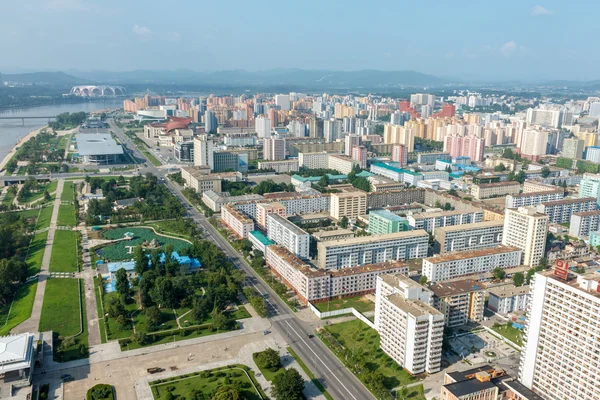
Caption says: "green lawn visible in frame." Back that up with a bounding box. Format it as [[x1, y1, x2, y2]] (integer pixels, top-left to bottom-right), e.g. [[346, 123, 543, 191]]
[[229, 305, 251, 320], [39, 279, 88, 361], [313, 295, 375, 314], [11, 206, 53, 231], [252, 349, 285, 382], [49, 230, 80, 272], [26, 231, 49, 275], [150, 365, 264, 400], [57, 203, 77, 226], [319, 320, 417, 398], [0, 282, 38, 336], [491, 323, 524, 346], [121, 324, 239, 351], [61, 181, 75, 201], [2, 190, 15, 206], [39, 279, 82, 335], [141, 150, 161, 166], [18, 181, 58, 205]]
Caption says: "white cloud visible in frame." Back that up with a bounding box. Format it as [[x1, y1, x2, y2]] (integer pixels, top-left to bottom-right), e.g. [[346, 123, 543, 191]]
[[133, 24, 153, 37], [501, 41, 517, 56], [531, 5, 553, 16]]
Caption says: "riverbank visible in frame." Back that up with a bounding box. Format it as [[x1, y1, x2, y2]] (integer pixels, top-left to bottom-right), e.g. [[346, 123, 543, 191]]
[[0, 126, 48, 173]]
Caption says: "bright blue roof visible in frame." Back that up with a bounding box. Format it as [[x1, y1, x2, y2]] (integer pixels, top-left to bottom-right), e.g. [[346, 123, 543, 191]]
[[372, 162, 404, 173], [108, 251, 201, 273], [107, 260, 136, 273], [249, 230, 274, 246], [437, 160, 451, 164]]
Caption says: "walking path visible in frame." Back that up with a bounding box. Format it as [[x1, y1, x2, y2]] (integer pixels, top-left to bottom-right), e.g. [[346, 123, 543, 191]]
[[78, 223, 101, 346], [13, 179, 64, 334]]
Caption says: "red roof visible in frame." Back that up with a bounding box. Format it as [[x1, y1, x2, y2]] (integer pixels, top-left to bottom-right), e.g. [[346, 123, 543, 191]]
[[165, 116, 192, 132]]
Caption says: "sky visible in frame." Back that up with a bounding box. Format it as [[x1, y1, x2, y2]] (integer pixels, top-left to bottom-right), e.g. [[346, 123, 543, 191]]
[[0, 0, 597, 81]]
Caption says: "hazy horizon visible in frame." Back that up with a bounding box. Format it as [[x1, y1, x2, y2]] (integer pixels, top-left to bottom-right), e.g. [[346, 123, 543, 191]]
[[1, 0, 598, 82]]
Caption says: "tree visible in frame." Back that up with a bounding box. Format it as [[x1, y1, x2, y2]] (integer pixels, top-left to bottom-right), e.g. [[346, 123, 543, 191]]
[[448, 188, 458, 197], [255, 348, 281, 371], [145, 306, 162, 330], [150, 277, 176, 308], [212, 386, 241, 400], [526, 268, 536, 284], [419, 275, 428, 285], [133, 245, 149, 276], [541, 166, 551, 178], [513, 272, 525, 287], [537, 257, 547, 270], [319, 175, 328, 187], [339, 216, 349, 229], [106, 296, 126, 318], [272, 368, 304, 400], [115, 268, 129, 297], [43, 190, 51, 201], [211, 309, 233, 331], [492, 267, 506, 280], [191, 296, 210, 322], [131, 331, 147, 345], [493, 163, 506, 172]]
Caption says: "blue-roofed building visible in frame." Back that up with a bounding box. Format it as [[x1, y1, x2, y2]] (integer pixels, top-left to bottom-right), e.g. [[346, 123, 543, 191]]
[[248, 230, 275, 253], [107, 251, 201, 281]]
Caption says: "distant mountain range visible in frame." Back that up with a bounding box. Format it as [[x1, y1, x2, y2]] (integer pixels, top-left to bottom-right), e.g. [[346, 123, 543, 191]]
[[0, 71, 87, 85]]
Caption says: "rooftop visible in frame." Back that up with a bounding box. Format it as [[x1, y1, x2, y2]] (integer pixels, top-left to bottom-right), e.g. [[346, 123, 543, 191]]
[[312, 229, 354, 240], [443, 378, 498, 398], [223, 204, 254, 224], [487, 283, 530, 298], [435, 220, 504, 233], [267, 213, 309, 236], [509, 189, 564, 198], [429, 279, 486, 297], [386, 293, 442, 317], [474, 181, 521, 188], [369, 209, 405, 222], [410, 208, 482, 219], [249, 230, 274, 246], [540, 197, 596, 206], [424, 246, 522, 264], [572, 209, 600, 217], [76, 133, 124, 156], [320, 229, 429, 247]]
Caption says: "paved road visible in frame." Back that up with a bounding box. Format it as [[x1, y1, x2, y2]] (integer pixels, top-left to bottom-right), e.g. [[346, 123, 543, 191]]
[[109, 118, 375, 400], [14, 179, 65, 334]]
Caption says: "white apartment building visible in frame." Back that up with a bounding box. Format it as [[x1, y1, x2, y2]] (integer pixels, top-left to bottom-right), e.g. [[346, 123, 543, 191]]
[[298, 151, 329, 169], [505, 189, 565, 209], [471, 181, 521, 200], [502, 207, 548, 267], [265, 245, 408, 304], [263, 137, 286, 161], [317, 230, 429, 270], [520, 270, 600, 400], [520, 127, 550, 162], [329, 190, 367, 220], [257, 159, 299, 173], [374, 274, 444, 375], [255, 115, 271, 138], [220, 204, 254, 239], [434, 220, 504, 254], [569, 209, 600, 238], [268, 192, 330, 215], [487, 284, 530, 314], [429, 280, 486, 328], [522, 180, 559, 193], [535, 197, 597, 224], [422, 246, 522, 283], [266, 214, 310, 259], [408, 209, 484, 234], [526, 107, 562, 128], [223, 134, 257, 147], [585, 146, 600, 163], [193, 135, 214, 168], [328, 154, 358, 175], [345, 134, 361, 156]]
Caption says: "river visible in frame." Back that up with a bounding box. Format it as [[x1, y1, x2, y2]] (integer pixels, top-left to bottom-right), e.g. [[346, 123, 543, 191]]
[[0, 99, 123, 161]]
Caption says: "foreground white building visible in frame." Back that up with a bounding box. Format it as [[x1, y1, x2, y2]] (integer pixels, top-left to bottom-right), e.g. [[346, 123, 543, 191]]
[[375, 274, 444, 375], [266, 214, 310, 259]]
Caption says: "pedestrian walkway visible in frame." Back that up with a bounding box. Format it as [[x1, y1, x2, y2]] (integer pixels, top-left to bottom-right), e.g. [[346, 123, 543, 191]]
[[78, 224, 101, 346], [13, 179, 64, 334]]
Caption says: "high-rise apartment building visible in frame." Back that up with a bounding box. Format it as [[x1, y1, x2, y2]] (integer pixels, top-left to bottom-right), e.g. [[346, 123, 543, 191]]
[[374, 274, 444, 375], [263, 137, 286, 161], [204, 110, 218, 133], [309, 118, 324, 138], [330, 190, 367, 220], [193, 135, 214, 169], [562, 137, 585, 159], [274, 94, 290, 111], [519, 269, 600, 400], [502, 207, 548, 266], [368, 209, 408, 235], [351, 145, 367, 169], [344, 134, 361, 156], [391, 144, 408, 166], [586, 146, 600, 163], [519, 127, 549, 161], [526, 107, 563, 128], [323, 118, 342, 143], [579, 173, 600, 205], [266, 214, 310, 259], [383, 124, 415, 151], [255, 115, 271, 138], [443, 134, 485, 162]]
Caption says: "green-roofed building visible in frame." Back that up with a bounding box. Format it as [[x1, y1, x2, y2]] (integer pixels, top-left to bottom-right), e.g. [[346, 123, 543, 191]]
[[368, 209, 409, 235], [248, 230, 274, 253]]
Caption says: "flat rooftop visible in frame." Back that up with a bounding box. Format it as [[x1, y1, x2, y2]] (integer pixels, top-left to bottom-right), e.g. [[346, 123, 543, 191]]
[[509, 189, 564, 198], [435, 219, 504, 233], [429, 279, 486, 297], [76, 133, 124, 156], [572, 209, 600, 217], [474, 181, 521, 188], [424, 246, 521, 264], [312, 229, 354, 240], [369, 209, 405, 222], [320, 229, 429, 247], [410, 208, 482, 219], [540, 197, 596, 206], [386, 293, 442, 317], [487, 283, 530, 298], [267, 213, 309, 236]]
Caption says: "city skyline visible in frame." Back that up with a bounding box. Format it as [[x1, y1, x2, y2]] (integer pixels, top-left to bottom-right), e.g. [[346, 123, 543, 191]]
[[1, 0, 598, 81]]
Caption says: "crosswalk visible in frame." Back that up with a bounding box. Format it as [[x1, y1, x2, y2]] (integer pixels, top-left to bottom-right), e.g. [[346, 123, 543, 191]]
[[49, 272, 76, 278]]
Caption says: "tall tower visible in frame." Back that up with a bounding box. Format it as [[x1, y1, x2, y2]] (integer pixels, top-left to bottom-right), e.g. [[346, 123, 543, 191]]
[[193, 134, 214, 169], [502, 207, 548, 266]]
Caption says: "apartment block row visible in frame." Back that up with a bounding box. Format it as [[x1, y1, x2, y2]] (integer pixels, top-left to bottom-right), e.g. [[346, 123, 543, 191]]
[[471, 181, 520, 200], [505, 189, 565, 209], [298, 151, 359, 174], [434, 220, 504, 254], [535, 197, 597, 224], [408, 208, 484, 234], [422, 246, 522, 282], [264, 245, 408, 304], [220, 204, 254, 239], [569, 209, 600, 238], [180, 167, 243, 193], [317, 230, 429, 270], [257, 159, 299, 173], [266, 214, 310, 259]]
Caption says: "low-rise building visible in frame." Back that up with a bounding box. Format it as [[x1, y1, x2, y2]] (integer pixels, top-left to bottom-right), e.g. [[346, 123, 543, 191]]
[[221, 204, 255, 239], [522, 180, 558, 193], [422, 246, 522, 282], [255, 202, 286, 230], [257, 159, 299, 173], [317, 230, 429, 270], [471, 181, 521, 200], [569, 209, 600, 238], [366, 188, 426, 209], [201, 190, 265, 212], [535, 197, 597, 224], [265, 245, 408, 304], [181, 167, 243, 194], [312, 229, 354, 242], [368, 209, 409, 234], [374, 274, 444, 375], [266, 214, 310, 258], [505, 189, 565, 208], [487, 284, 531, 314], [248, 230, 274, 253], [434, 220, 504, 254], [408, 209, 484, 234], [429, 280, 486, 328]]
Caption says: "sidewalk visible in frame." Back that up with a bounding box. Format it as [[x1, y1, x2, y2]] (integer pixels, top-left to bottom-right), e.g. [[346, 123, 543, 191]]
[[13, 179, 64, 334]]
